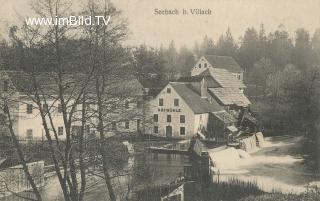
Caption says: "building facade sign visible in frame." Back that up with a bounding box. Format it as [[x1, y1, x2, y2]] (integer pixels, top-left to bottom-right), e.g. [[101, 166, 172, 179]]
[[158, 108, 181, 112]]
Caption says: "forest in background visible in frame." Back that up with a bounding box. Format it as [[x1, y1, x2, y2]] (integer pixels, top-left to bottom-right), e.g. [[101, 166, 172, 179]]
[[132, 24, 320, 132], [133, 24, 320, 172], [1, 16, 320, 174]]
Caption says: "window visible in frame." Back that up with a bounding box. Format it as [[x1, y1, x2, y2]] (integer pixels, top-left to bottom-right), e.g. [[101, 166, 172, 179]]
[[26, 129, 33, 139], [26, 104, 33, 114], [3, 81, 8, 92], [125, 121, 130, 129], [71, 126, 81, 136], [174, 99, 179, 106], [167, 115, 171, 123], [112, 121, 117, 130], [58, 127, 64, 136], [180, 127, 186, 135], [159, 98, 164, 106], [167, 88, 171, 93], [180, 115, 185, 123], [125, 100, 129, 109], [153, 114, 158, 122], [153, 126, 158, 134], [43, 104, 49, 113], [237, 74, 241, 80], [58, 104, 63, 113], [198, 63, 201, 68], [204, 63, 207, 68]]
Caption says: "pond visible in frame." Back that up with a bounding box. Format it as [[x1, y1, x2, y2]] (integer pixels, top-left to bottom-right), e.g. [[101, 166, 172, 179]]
[[0, 142, 189, 201]]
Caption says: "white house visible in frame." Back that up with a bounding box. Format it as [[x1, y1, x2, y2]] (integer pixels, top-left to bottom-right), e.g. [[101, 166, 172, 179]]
[[146, 55, 254, 140], [146, 82, 236, 139], [191, 55, 244, 81], [0, 71, 145, 141]]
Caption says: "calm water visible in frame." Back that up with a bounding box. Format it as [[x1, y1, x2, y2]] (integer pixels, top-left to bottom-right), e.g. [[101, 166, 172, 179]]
[[0, 148, 188, 201]]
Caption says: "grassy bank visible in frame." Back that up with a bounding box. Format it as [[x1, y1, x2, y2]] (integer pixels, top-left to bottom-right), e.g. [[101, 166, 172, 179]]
[[241, 188, 320, 201], [132, 178, 320, 201], [132, 178, 264, 201]]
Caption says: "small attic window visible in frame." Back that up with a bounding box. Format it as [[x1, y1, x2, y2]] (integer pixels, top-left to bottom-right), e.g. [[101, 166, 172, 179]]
[[204, 63, 207, 68], [167, 88, 171, 93], [198, 63, 201, 68], [3, 81, 8, 92]]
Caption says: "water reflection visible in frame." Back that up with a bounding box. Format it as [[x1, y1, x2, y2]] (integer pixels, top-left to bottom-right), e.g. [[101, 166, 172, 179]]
[[1, 150, 188, 201]]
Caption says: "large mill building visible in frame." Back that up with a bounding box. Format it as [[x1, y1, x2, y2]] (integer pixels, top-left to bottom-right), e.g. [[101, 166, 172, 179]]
[[146, 55, 254, 141]]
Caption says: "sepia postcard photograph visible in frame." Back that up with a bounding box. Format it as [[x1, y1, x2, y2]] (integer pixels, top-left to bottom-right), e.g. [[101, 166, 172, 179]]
[[0, 0, 320, 200]]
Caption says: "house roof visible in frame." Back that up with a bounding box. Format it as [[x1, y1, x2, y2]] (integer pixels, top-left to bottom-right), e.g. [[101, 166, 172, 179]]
[[177, 76, 220, 88], [1, 70, 144, 97], [170, 82, 224, 114], [2, 70, 92, 95], [177, 76, 204, 82], [208, 88, 251, 106], [212, 111, 237, 124], [204, 55, 243, 73], [200, 68, 246, 88]]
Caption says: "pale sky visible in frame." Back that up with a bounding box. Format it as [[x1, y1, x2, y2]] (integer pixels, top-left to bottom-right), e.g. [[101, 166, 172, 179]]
[[1, 0, 320, 48]]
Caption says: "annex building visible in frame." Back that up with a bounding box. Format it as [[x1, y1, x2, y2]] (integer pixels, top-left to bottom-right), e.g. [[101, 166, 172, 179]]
[[0, 71, 145, 141], [147, 55, 254, 141]]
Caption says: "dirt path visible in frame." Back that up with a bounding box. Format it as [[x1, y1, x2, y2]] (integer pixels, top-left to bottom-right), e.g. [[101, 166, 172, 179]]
[[219, 135, 317, 193]]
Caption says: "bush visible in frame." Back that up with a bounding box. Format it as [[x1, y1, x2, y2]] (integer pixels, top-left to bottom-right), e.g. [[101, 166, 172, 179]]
[[240, 188, 320, 201]]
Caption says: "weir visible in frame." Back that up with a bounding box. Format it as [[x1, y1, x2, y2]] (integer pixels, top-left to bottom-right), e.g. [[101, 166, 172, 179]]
[[238, 132, 265, 152], [239, 135, 257, 152]]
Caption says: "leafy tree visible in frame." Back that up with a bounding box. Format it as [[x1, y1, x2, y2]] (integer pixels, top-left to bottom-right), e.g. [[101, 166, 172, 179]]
[[193, 41, 201, 58], [292, 28, 314, 71], [249, 57, 276, 93], [267, 24, 293, 69], [238, 27, 260, 72], [258, 24, 268, 58], [177, 45, 195, 76], [200, 35, 216, 55], [311, 28, 320, 64], [216, 27, 238, 58]]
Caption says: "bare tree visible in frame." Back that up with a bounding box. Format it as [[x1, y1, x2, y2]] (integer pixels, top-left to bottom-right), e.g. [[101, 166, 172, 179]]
[[3, 0, 96, 200], [0, 84, 43, 201], [79, 1, 151, 200]]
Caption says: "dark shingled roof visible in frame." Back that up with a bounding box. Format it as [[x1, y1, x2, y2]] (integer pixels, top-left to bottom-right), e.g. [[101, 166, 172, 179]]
[[1, 70, 144, 97], [170, 82, 224, 114], [213, 111, 237, 124], [200, 68, 246, 88], [177, 75, 220, 88], [177, 76, 204, 82], [204, 55, 243, 73], [208, 88, 251, 106]]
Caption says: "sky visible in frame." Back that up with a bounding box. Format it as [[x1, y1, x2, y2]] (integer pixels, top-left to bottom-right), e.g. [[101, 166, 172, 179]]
[[1, 0, 320, 48]]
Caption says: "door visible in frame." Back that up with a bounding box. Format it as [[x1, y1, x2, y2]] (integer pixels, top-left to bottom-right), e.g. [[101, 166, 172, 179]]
[[166, 126, 172, 138]]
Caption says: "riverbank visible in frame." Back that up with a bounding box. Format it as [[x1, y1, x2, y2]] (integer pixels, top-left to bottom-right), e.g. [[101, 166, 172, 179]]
[[214, 135, 318, 194]]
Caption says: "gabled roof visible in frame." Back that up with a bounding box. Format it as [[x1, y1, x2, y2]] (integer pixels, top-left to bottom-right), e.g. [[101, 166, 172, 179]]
[[212, 111, 237, 124], [170, 82, 224, 114], [177, 76, 220, 88], [1, 70, 144, 97], [200, 68, 246, 88], [177, 76, 204, 82], [208, 88, 251, 106], [204, 55, 243, 73]]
